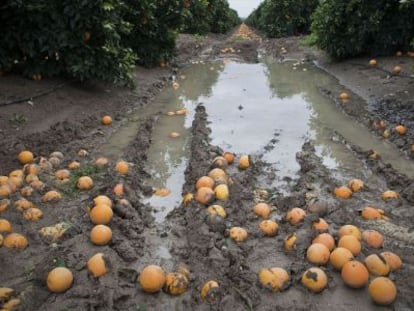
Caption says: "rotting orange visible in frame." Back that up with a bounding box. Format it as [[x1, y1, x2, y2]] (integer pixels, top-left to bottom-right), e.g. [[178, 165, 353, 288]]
[[23, 207, 43, 221], [301, 267, 328, 293], [0, 219, 12, 233], [55, 169, 70, 180], [163, 272, 188, 295], [365, 254, 390, 276], [380, 251, 402, 271], [284, 233, 297, 251], [362, 230, 384, 249], [95, 157, 109, 167], [211, 156, 228, 170], [285, 207, 306, 225], [3, 233, 28, 249], [253, 202, 271, 219], [214, 184, 229, 201], [382, 190, 398, 200], [229, 227, 248, 242], [258, 267, 289, 292], [208, 168, 226, 180], [347, 179, 364, 192], [200, 280, 219, 303], [207, 205, 226, 218], [259, 220, 279, 237], [311, 218, 329, 231], [87, 253, 108, 277]]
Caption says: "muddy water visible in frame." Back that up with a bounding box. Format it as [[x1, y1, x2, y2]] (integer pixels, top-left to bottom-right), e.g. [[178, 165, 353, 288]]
[[183, 58, 414, 191]]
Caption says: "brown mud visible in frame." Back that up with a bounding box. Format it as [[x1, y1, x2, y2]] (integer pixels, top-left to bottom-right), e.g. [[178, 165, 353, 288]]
[[1, 26, 414, 310]]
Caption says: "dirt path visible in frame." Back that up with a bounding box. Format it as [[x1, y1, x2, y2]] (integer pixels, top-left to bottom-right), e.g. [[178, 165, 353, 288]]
[[1, 26, 414, 310]]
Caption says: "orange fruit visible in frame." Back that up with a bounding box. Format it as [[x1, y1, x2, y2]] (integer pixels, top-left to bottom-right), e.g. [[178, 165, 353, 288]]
[[77, 176, 94, 190], [338, 235, 361, 256], [365, 254, 390, 276], [253, 202, 271, 219], [208, 168, 226, 180], [369, 59, 377, 67], [311, 218, 329, 231], [18, 151, 34, 164], [163, 272, 188, 295], [307, 243, 331, 265], [89, 204, 113, 225], [258, 267, 289, 292], [362, 230, 384, 248], [222, 152, 235, 164], [200, 280, 219, 303], [347, 179, 364, 192], [341, 261, 369, 288], [90, 225, 112, 246], [329, 247, 354, 270], [259, 220, 279, 237], [47, 267, 74, 293], [285, 207, 306, 225], [196, 176, 215, 190], [87, 253, 108, 277], [3, 233, 28, 249], [238, 155, 250, 169], [115, 160, 129, 175], [93, 195, 112, 208], [195, 187, 215, 205], [368, 277, 397, 305], [301, 267, 328, 293], [312, 233, 335, 251], [338, 224, 361, 240], [139, 265, 166, 293], [214, 184, 229, 201], [229, 227, 248, 242], [207, 204, 226, 218], [333, 186, 352, 199], [0, 219, 12, 233], [101, 115, 112, 125], [380, 251, 402, 271]]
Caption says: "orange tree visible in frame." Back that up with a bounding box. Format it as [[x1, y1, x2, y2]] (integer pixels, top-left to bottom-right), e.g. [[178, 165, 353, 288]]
[[0, 0, 136, 85], [311, 0, 414, 59], [245, 0, 318, 38], [0, 0, 188, 85], [181, 0, 239, 35], [123, 0, 187, 66]]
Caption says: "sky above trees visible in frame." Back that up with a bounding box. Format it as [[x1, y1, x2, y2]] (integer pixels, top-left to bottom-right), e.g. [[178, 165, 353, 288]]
[[228, 0, 262, 18]]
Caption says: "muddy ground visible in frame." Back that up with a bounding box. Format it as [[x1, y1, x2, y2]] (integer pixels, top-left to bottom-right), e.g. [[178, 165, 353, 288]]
[[1, 26, 414, 310]]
